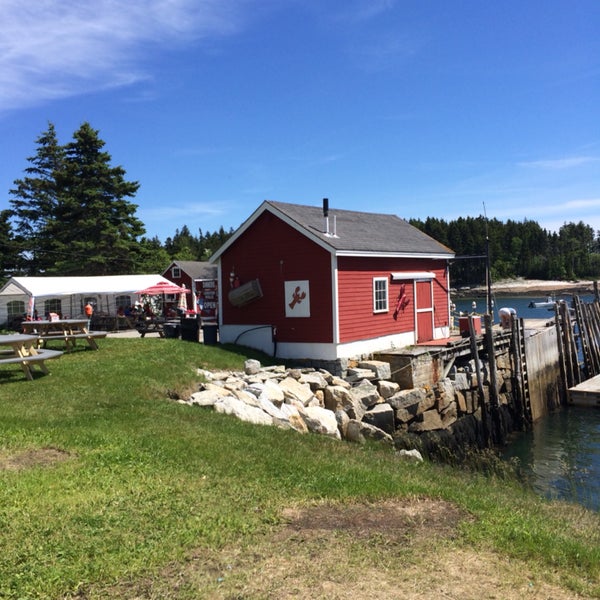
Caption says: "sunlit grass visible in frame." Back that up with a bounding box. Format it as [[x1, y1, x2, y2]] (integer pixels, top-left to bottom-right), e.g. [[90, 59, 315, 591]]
[[0, 338, 598, 598]]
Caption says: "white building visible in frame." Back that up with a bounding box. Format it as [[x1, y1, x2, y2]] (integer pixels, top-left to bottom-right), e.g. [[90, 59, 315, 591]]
[[0, 274, 174, 328]]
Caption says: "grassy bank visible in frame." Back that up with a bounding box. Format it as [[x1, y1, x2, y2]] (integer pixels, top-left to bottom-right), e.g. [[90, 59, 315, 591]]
[[1, 338, 599, 599]]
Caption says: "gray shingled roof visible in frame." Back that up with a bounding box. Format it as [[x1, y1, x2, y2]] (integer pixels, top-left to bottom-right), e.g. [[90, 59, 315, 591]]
[[168, 261, 217, 279], [267, 201, 454, 256]]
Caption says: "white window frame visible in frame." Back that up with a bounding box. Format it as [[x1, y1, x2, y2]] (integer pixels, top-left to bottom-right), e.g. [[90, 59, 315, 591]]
[[115, 295, 131, 309], [44, 298, 62, 316], [373, 277, 388, 313], [7, 300, 25, 318], [172, 267, 181, 278]]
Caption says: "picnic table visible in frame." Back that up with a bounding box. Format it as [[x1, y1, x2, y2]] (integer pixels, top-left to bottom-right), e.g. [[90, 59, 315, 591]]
[[135, 317, 180, 338], [21, 319, 107, 351], [0, 334, 63, 380]]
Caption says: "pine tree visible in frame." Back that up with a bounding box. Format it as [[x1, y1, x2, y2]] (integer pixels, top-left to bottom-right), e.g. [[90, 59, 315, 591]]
[[137, 236, 172, 273], [9, 123, 64, 274], [0, 210, 19, 282], [48, 122, 145, 275], [10, 122, 146, 276]]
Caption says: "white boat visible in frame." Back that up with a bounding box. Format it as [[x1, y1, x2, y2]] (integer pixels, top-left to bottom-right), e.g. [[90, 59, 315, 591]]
[[528, 296, 556, 309]]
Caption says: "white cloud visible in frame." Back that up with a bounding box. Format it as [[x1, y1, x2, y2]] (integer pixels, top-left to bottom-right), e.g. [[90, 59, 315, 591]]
[[545, 197, 600, 213], [0, 0, 244, 112], [341, 0, 396, 22], [518, 156, 600, 170], [141, 201, 227, 221]]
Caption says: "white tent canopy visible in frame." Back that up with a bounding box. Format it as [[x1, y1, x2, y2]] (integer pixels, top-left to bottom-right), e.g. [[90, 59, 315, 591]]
[[0, 275, 174, 325]]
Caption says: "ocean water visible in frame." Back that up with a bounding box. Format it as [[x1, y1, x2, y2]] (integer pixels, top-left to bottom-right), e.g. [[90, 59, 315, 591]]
[[502, 408, 600, 511], [452, 292, 593, 323], [453, 292, 600, 511]]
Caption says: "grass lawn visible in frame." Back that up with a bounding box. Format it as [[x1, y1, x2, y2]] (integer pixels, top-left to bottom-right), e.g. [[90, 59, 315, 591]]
[[0, 337, 599, 599]]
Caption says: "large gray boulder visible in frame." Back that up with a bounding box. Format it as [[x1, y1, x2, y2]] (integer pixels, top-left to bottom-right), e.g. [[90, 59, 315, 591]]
[[323, 385, 354, 412], [189, 388, 229, 407], [345, 420, 394, 445], [245, 379, 285, 406], [397, 449, 424, 462], [231, 388, 262, 408], [300, 371, 329, 391], [330, 375, 352, 389], [387, 388, 435, 422], [335, 409, 350, 439], [358, 360, 391, 380], [362, 403, 395, 435], [214, 396, 274, 426], [279, 403, 309, 434], [258, 397, 288, 421], [377, 379, 400, 399], [408, 409, 444, 432], [346, 368, 377, 382], [349, 379, 381, 418], [441, 400, 458, 427], [300, 406, 341, 439], [244, 359, 262, 375], [279, 377, 315, 406], [436, 378, 455, 411]]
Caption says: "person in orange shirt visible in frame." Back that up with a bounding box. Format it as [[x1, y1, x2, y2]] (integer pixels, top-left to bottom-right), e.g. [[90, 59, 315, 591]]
[[85, 302, 94, 330]]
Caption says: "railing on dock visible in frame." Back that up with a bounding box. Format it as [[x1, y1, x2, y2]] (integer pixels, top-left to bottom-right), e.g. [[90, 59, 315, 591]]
[[510, 317, 533, 429], [555, 299, 582, 391], [573, 295, 600, 379], [553, 289, 600, 405]]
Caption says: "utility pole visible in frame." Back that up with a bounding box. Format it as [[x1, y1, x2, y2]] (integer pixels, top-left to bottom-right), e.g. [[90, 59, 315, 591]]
[[484, 203, 493, 318], [486, 232, 492, 316]]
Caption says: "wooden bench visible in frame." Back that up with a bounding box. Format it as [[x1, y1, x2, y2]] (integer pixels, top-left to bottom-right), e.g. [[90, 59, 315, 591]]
[[0, 349, 63, 380]]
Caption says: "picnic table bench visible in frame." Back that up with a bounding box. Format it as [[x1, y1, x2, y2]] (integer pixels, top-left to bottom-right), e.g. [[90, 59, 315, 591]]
[[135, 318, 180, 338], [0, 334, 63, 380], [21, 319, 107, 351]]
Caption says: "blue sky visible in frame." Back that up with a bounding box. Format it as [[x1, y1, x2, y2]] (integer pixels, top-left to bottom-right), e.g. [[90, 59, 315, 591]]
[[1, 0, 599, 242]]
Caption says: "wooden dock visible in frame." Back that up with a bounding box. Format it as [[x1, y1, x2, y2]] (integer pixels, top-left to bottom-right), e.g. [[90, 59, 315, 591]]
[[568, 375, 600, 407]]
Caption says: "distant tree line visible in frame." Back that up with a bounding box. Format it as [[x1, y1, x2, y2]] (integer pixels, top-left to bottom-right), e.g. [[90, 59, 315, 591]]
[[2, 123, 599, 289], [409, 216, 600, 287], [163, 225, 234, 263]]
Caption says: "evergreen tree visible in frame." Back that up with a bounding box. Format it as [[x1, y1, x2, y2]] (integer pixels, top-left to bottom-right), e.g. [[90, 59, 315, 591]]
[[0, 210, 19, 282], [9, 123, 64, 274], [165, 225, 199, 260], [48, 122, 145, 275], [137, 236, 172, 273]]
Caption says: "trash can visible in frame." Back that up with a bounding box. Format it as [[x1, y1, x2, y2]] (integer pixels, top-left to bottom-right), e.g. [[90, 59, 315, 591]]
[[202, 323, 218, 345], [180, 315, 200, 342], [163, 322, 180, 338]]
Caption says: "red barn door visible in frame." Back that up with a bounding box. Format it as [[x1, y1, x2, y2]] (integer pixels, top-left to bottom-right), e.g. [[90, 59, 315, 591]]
[[416, 280, 434, 343]]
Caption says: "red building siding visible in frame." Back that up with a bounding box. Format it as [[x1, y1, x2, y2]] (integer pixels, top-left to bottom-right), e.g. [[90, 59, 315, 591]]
[[432, 273, 451, 332], [338, 257, 449, 343], [163, 263, 194, 310], [220, 212, 333, 343]]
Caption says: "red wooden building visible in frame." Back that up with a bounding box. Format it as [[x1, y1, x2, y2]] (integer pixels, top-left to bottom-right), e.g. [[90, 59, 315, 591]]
[[162, 261, 217, 313], [210, 200, 455, 361]]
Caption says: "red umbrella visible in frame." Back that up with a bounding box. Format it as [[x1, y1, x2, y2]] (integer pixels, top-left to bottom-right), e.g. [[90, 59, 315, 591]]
[[136, 281, 190, 295]]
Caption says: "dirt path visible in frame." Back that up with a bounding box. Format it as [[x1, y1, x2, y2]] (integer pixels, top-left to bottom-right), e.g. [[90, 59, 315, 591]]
[[88, 498, 587, 599]]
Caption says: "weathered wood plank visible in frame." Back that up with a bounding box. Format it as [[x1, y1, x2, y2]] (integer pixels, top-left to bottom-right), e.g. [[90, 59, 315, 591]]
[[568, 374, 600, 407]]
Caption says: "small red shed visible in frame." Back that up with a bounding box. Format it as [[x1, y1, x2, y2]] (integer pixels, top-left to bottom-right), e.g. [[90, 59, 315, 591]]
[[162, 261, 217, 312], [210, 200, 455, 361]]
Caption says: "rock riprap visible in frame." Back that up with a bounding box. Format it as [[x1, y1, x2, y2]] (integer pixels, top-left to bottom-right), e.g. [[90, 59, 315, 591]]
[[179, 359, 468, 459]]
